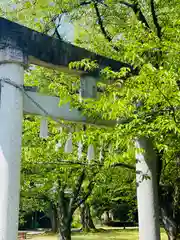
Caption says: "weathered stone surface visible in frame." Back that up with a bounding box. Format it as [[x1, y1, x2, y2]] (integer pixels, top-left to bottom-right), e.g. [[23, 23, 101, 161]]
[[0, 17, 134, 74], [23, 91, 123, 127]]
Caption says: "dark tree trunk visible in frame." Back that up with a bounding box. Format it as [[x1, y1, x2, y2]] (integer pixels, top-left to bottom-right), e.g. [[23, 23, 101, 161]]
[[57, 188, 73, 240], [56, 168, 95, 239], [159, 185, 180, 240], [80, 203, 95, 232], [58, 212, 73, 240], [48, 202, 59, 233], [156, 151, 180, 240], [160, 206, 178, 240], [59, 220, 72, 240], [51, 206, 59, 233]]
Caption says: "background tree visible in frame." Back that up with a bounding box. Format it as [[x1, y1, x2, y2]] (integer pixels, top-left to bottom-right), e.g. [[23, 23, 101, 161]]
[[21, 115, 120, 239], [90, 167, 136, 224]]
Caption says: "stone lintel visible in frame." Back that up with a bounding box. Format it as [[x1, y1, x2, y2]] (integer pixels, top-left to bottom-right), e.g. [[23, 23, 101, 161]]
[[0, 45, 28, 66], [0, 17, 134, 75], [23, 91, 123, 127]]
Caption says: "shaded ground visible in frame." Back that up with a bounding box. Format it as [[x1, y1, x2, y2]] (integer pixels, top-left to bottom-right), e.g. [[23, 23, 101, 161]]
[[29, 229, 168, 240]]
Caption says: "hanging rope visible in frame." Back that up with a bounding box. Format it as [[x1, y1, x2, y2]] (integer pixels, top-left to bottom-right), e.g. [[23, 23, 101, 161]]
[[87, 144, 95, 164], [78, 141, 83, 160], [64, 133, 73, 153]]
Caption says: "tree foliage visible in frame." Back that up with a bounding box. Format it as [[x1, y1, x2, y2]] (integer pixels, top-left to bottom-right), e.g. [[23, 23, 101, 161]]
[[3, 0, 180, 239]]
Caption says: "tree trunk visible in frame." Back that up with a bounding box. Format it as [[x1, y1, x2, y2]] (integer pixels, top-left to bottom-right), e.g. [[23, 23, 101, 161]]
[[51, 206, 58, 233], [59, 222, 71, 240], [159, 184, 180, 240], [48, 203, 59, 233], [57, 208, 73, 240], [160, 201, 180, 240], [57, 207, 72, 240], [80, 203, 95, 232]]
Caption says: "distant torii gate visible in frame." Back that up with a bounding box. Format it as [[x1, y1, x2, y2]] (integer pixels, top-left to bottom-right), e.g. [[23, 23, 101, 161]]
[[0, 17, 160, 240]]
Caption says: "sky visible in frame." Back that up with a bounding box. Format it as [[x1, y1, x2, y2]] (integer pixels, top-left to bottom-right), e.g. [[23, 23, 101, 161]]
[[0, 1, 75, 44], [57, 14, 75, 44]]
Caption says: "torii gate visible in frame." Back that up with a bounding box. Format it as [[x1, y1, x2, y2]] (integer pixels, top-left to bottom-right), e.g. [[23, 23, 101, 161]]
[[0, 17, 160, 240]]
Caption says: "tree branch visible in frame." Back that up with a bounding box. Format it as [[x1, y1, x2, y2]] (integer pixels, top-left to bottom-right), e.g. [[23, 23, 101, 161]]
[[80, 0, 108, 7], [57, 179, 67, 223], [72, 169, 86, 203], [156, 149, 163, 185], [68, 169, 86, 217], [28, 160, 136, 170], [111, 162, 135, 170], [79, 1, 92, 6], [155, 83, 178, 123], [72, 159, 104, 211], [119, 1, 150, 29], [75, 180, 95, 209], [93, 2, 112, 43], [150, 0, 161, 38], [93, 2, 120, 51], [54, 26, 62, 40]]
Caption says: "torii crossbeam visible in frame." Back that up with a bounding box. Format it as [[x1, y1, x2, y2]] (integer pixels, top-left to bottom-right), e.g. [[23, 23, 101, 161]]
[[0, 17, 160, 240], [0, 17, 133, 74]]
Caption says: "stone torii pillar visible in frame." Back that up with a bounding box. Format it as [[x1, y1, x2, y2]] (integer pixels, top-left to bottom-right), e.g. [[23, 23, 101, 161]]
[[136, 138, 160, 240], [0, 45, 27, 239], [0, 17, 160, 240]]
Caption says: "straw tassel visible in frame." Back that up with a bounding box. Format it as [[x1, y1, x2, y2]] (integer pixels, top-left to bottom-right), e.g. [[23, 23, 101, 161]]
[[87, 144, 95, 164], [64, 133, 73, 153], [78, 141, 83, 160], [40, 118, 48, 139]]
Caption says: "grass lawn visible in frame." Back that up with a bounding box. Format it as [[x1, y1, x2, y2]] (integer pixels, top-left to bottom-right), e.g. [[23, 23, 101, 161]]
[[30, 229, 168, 240]]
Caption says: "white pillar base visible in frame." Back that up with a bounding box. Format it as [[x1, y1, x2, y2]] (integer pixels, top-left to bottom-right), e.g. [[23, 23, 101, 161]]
[[0, 62, 24, 240], [136, 138, 160, 240]]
